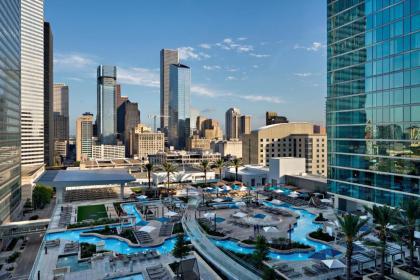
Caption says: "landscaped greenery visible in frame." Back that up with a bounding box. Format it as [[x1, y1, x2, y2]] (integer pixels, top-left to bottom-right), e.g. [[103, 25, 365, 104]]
[[309, 228, 335, 242], [77, 204, 107, 222], [130, 187, 142, 194], [113, 202, 123, 216], [315, 213, 328, 222], [252, 235, 270, 268], [87, 225, 138, 244], [32, 184, 53, 209], [198, 220, 225, 237], [67, 217, 119, 229], [80, 242, 96, 259], [270, 237, 311, 250], [172, 223, 184, 234], [172, 233, 190, 259]]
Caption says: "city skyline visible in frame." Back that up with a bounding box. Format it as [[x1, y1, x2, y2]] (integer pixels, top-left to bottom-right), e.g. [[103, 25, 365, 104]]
[[45, 0, 327, 135]]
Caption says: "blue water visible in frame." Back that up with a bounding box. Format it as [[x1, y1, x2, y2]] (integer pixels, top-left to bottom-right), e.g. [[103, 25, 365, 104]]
[[121, 203, 148, 226], [112, 273, 144, 280], [210, 202, 239, 209], [215, 217, 225, 223], [213, 202, 332, 261], [57, 254, 91, 272]]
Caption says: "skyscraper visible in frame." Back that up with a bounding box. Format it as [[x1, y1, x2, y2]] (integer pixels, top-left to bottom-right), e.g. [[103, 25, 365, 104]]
[[43, 21, 54, 166], [53, 84, 69, 141], [0, 0, 21, 223], [21, 0, 44, 166], [117, 100, 140, 156], [76, 113, 93, 161], [168, 63, 191, 149], [115, 84, 127, 108], [239, 115, 251, 137], [160, 49, 179, 132], [266, 111, 288, 125], [97, 65, 117, 144], [327, 0, 420, 210], [225, 108, 241, 140]]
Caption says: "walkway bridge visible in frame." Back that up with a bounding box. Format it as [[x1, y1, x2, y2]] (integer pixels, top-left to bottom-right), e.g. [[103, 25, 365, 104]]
[[0, 219, 50, 239]]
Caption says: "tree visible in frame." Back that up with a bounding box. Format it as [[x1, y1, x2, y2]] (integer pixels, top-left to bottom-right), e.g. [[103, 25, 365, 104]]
[[394, 199, 420, 270], [231, 158, 242, 181], [337, 214, 369, 280], [32, 184, 53, 209], [162, 162, 177, 197], [214, 159, 224, 180], [364, 205, 397, 279], [145, 163, 154, 190], [200, 160, 210, 203], [172, 233, 189, 259], [262, 267, 276, 280], [252, 235, 270, 268]]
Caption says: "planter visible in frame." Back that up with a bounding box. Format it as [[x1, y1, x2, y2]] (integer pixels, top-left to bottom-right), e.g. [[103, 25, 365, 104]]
[[206, 233, 228, 240], [237, 240, 314, 254], [393, 265, 420, 280], [306, 233, 335, 245]]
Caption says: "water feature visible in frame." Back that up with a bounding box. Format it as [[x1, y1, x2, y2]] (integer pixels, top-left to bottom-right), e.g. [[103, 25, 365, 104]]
[[111, 273, 144, 280], [120, 203, 148, 226], [56, 254, 91, 272]]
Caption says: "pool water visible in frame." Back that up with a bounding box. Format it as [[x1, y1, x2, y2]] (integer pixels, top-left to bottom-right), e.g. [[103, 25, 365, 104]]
[[121, 203, 148, 226], [215, 217, 225, 223], [212, 202, 332, 261], [210, 202, 239, 209], [57, 254, 91, 272], [112, 273, 144, 280], [253, 213, 266, 219]]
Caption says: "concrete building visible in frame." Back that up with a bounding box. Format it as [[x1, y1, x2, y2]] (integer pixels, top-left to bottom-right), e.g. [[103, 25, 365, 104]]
[[239, 115, 251, 137], [266, 112, 289, 125], [76, 113, 94, 161], [92, 144, 125, 160], [225, 108, 241, 140], [200, 118, 223, 140], [148, 151, 221, 166], [268, 157, 306, 184], [160, 49, 179, 132], [168, 63, 191, 149], [117, 100, 140, 156], [54, 140, 68, 164], [242, 122, 327, 176], [21, 0, 45, 167], [130, 124, 164, 161], [211, 139, 242, 159], [97, 65, 117, 144], [115, 84, 127, 108], [0, 0, 22, 223], [224, 165, 269, 186], [187, 135, 211, 151], [43, 21, 54, 166]]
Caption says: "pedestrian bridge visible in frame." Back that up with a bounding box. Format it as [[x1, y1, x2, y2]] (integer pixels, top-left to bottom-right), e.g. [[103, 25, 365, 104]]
[[0, 219, 50, 239]]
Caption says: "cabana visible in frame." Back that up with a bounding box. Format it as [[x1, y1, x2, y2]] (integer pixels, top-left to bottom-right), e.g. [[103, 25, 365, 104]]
[[233, 212, 247, 218]]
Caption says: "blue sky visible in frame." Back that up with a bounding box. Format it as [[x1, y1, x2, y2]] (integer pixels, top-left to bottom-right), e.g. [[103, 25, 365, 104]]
[[45, 0, 327, 135]]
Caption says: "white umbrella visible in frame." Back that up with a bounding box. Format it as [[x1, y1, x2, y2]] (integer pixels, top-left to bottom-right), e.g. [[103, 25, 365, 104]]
[[288, 193, 299, 198], [320, 198, 332, 204], [213, 198, 224, 203], [235, 201, 246, 207], [271, 199, 282, 205], [263, 226, 279, 233], [360, 215, 368, 220], [233, 212, 247, 218], [274, 189, 284, 193], [322, 259, 346, 269], [137, 195, 148, 199], [139, 225, 156, 233], [291, 191, 300, 195], [223, 185, 232, 191], [203, 212, 216, 219], [239, 186, 248, 191], [164, 211, 178, 217]]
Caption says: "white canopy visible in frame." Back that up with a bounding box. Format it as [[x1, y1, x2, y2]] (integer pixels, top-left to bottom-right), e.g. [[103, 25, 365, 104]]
[[320, 198, 333, 204], [213, 198, 224, 203], [271, 199, 282, 205], [263, 226, 280, 233], [239, 186, 248, 191], [164, 211, 178, 217], [203, 212, 216, 219], [233, 212, 247, 218], [139, 225, 156, 233], [137, 195, 148, 199], [288, 193, 299, 198], [205, 187, 213, 191], [235, 201, 246, 207], [274, 189, 284, 193], [322, 259, 346, 269]]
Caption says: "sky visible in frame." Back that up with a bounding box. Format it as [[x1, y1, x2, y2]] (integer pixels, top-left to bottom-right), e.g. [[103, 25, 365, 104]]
[[45, 0, 327, 135]]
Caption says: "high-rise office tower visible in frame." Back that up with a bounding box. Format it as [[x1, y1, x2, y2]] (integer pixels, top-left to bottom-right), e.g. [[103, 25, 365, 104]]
[[115, 84, 127, 108], [117, 100, 140, 156], [43, 22, 54, 166], [0, 0, 21, 223], [266, 111, 288, 125], [53, 84, 69, 141], [76, 113, 94, 161], [168, 64, 191, 149], [21, 0, 44, 166], [225, 108, 241, 140], [239, 115, 251, 137], [97, 65, 117, 144], [160, 49, 179, 132], [327, 0, 420, 210]]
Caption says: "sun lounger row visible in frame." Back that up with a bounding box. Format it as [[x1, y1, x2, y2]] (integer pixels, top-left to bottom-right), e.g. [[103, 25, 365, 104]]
[[272, 194, 308, 207], [261, 206, 293, 217], [45, 239, 60, 248], [159, 223, 173, 236], [63, 241, 79, 253], [64, 187, 118, 202], [275, 264, 303, 279], [133, 231, 153, 244], [146, 264, 171, 280]]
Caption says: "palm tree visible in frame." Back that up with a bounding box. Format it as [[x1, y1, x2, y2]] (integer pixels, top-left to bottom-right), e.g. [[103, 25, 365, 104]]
[[231, 158, 242, 181], [364, 205, 397, 278], [214, 159, 224, 180], [394, 199, 420, 270], [162, 162, 177, 197], [337, 214, 370, 280], [200, 160, 210, 204], [145, 163, 154, 190]]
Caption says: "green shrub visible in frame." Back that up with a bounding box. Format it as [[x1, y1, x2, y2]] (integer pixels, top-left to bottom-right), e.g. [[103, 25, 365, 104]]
[[32, 184, 53, 209], [6, 252, 20, 263], [309, 228, 334, 242]]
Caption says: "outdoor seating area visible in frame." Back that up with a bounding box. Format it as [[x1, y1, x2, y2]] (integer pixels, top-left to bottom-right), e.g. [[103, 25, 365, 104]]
[[274, 263, 303, 279], [159, 223, 174, 236], [45, 239, 60, 248], [146, 264, 171, 280], [64, 186, 119, 202], [63, 241, 79, 253], [133, 230, 153, 244], [58, 206, 72, 227]]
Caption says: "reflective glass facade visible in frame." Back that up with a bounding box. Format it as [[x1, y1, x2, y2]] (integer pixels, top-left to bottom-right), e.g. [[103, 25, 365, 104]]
[[0, 0, 21, 223], [327, 0, 420, 207], [169, 64, 191, 149], [97, 65, 117, 144]]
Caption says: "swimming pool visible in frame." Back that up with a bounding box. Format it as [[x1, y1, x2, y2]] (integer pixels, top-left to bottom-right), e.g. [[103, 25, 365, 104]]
[[56, 254, 91, 272], [111, 273, 144, 280], [120, 203, 148, 226], [212, 202, 332, 261]]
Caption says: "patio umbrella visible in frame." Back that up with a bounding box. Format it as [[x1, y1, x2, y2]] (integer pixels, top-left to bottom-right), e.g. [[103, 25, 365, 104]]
[[274, 189, 284, 193], [233, 212, 247, 218], [271, 199, 282, 205], [263, 226, 280, 233], [291, 191, 300, 195], [235, 201, 246, 207], [239, 186, 248, 192], [139, 225, 156, 233], [223, 185, 232, 191], [137, 195, 148, 200], [288, 193, 299, 198], [322, 259, 346, 269], [213, 198, 224, 203], [203, 212, 216, 219], [164, 211, 178, 217]]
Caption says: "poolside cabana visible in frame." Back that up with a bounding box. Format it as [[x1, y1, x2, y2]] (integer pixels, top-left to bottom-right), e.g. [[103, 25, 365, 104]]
[[233, 212, 247, 218]]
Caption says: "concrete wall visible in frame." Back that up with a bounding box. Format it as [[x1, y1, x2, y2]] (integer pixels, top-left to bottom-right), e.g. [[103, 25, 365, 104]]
[[268, 157, 305, 184]]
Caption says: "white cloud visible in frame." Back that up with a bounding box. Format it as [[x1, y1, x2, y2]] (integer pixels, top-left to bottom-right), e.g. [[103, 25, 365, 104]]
[[237, 37, 248, 41], [294, 42, 325, 51], [249, 53, 270, 58], [225, 67, 239, 72], [118, 67, 159, 88], [203, 65, 221, 70], [242, 95, 283, 104], [191, 85, 218, 97], [252, 65, 259, 69], [294, 72, 313, 77], [215, 38, 254, 53], [226, 76, 237, 81], [54, 53, 96, 69], [178, 46, 210, 60], [199, 43, 211, 49]]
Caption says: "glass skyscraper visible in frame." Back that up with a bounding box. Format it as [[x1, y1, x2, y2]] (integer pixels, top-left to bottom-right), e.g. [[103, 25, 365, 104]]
[[97, 65, 117, 144], [327, 0, 420, 210], [168, 64, 191, 149], [0, 0, 21, 223]]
